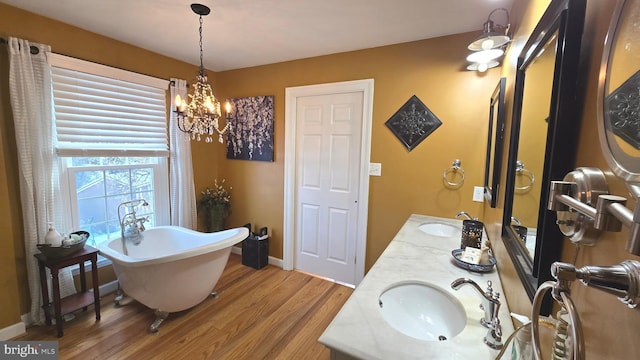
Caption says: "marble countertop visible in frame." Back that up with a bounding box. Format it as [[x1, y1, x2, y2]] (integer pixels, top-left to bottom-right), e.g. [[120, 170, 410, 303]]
[[318, 214, 515, 359]]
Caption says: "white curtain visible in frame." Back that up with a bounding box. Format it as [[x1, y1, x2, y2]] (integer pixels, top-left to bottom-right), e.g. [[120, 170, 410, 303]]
[[169, 79, 197, 228], [8, 37, 76, 325]]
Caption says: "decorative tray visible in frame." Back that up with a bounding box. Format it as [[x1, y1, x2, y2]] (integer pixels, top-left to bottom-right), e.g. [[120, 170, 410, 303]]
[[37, 231, 90, 259], [451, 248, 496, 273]]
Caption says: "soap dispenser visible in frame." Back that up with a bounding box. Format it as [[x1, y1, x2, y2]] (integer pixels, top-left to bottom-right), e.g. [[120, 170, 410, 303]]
[[511, 313, 533, 360], [456, 211, 484, 249], [44, 222, 62, 246]]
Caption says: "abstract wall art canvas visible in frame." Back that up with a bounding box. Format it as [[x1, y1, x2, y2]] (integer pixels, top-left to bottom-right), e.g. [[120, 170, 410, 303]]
[[226, 95, 274, 161]]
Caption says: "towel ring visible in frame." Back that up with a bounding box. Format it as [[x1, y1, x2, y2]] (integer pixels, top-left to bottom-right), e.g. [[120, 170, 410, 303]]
[[443, 159, 465, 187], [531, 282, 585, 360], [515, 160, 535, 191]]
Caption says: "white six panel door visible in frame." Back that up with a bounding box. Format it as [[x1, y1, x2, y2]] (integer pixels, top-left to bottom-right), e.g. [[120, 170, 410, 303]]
[[294, 91, 363, 285]]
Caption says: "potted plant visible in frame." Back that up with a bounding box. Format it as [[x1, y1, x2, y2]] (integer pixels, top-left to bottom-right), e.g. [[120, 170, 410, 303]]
[[198, 179, 232, 232]]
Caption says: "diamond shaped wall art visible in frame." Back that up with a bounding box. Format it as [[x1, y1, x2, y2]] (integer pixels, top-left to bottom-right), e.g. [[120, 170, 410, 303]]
[[385, 95, 442, 151], [606, 70, 640, 150]]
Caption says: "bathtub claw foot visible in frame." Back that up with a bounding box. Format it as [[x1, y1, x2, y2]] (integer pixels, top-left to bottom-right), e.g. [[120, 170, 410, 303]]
[[210, 291, 218, 299], [114, 285, 125, 307], [149, 310, 169, 333]]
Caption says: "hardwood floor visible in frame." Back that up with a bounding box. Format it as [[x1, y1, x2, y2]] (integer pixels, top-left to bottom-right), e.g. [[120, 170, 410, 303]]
[[14, 254, 353, 359]]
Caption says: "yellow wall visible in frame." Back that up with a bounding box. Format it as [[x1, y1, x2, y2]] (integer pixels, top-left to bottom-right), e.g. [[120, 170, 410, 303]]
[[0, 43, 21, 328], [487, 0, 640, 358]]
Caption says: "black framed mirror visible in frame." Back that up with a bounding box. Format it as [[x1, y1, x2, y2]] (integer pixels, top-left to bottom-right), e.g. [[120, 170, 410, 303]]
[[502, 0, 586, 302], [484, 77, 507, 208]]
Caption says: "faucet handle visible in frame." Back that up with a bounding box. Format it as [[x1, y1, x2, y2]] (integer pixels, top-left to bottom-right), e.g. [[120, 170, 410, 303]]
[[136, 216, 149, 232], [485, 280, 494, 296], [484, 280, 502, 303]]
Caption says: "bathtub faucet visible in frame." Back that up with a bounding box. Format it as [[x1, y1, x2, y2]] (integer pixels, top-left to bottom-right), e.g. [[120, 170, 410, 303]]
[[118, 199, 149, 253], [136, 216, 148, 232]]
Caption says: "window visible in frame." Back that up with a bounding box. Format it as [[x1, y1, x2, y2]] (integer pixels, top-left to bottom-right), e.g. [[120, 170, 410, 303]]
[[63, 157, 168, 247], [50, 54, 170, 247]]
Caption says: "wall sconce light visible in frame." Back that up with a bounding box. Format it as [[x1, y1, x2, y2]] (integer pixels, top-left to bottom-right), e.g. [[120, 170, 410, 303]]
[[466, 61, 499, 72], [466, 8, 511, 72]]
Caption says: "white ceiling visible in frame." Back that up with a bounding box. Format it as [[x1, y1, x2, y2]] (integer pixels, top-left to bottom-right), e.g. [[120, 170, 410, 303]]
[[3, 0, 514, 72]]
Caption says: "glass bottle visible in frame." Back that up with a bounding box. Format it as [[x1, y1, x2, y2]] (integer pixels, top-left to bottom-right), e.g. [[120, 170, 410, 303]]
[[44, 222, 62, 246]]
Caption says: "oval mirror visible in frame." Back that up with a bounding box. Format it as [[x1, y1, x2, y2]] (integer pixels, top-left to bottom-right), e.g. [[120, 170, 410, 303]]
[[598, 0, 640, 185]]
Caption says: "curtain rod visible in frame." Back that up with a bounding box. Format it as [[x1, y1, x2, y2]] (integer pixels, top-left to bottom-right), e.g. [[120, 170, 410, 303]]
[[0, 37, 41, 54], [2, 37, 177, 85]]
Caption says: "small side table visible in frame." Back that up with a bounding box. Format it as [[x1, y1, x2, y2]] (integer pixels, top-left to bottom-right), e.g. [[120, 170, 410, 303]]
[[34, 245, 101, 337]]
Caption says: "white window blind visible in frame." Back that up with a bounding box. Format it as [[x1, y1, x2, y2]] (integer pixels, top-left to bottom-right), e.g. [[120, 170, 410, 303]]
[[49, 54, 169, 157]]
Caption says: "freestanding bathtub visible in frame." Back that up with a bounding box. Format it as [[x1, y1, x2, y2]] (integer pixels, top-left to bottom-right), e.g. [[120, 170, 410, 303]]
[[98, 226, 249, 332]]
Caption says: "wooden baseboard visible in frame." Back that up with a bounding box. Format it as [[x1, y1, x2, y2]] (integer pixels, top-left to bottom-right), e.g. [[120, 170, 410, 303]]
[[0, 320, 26, 340]]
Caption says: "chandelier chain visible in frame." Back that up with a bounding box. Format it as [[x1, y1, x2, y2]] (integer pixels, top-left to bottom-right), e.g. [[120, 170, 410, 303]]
[[199, 15, 204, 73]]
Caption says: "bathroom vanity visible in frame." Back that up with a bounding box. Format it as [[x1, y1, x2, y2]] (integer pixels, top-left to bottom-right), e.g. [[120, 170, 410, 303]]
[[319, 214, 514, 359]]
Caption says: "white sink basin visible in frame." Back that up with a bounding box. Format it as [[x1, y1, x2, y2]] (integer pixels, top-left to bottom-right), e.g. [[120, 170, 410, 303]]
[[418, 222, 459, 237], [378, 281, 466, 341]]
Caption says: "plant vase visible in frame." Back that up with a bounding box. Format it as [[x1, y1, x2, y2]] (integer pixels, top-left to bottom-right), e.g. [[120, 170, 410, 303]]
[[206, 204, 228, 233]]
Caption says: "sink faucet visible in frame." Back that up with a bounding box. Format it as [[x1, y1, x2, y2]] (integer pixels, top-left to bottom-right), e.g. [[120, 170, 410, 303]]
[[117, 199, 149, 254], [456, 211, 474, 220], [451, 278, 503, 349]]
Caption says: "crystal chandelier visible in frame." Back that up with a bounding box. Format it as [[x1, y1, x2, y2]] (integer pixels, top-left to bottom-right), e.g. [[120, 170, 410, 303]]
[[174, 3, 230, 143]]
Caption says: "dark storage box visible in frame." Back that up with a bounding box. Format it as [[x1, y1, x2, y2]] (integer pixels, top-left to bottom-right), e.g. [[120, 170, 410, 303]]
[[242, 224, 269, 270]]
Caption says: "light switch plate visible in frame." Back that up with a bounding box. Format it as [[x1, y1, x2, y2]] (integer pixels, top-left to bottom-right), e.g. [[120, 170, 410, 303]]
[[369, 163, 382, 176], [473, 186, 485, 202]]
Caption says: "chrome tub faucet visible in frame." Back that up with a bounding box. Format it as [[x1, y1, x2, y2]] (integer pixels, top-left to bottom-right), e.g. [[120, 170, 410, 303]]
[[117, 199, 149, 254]]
